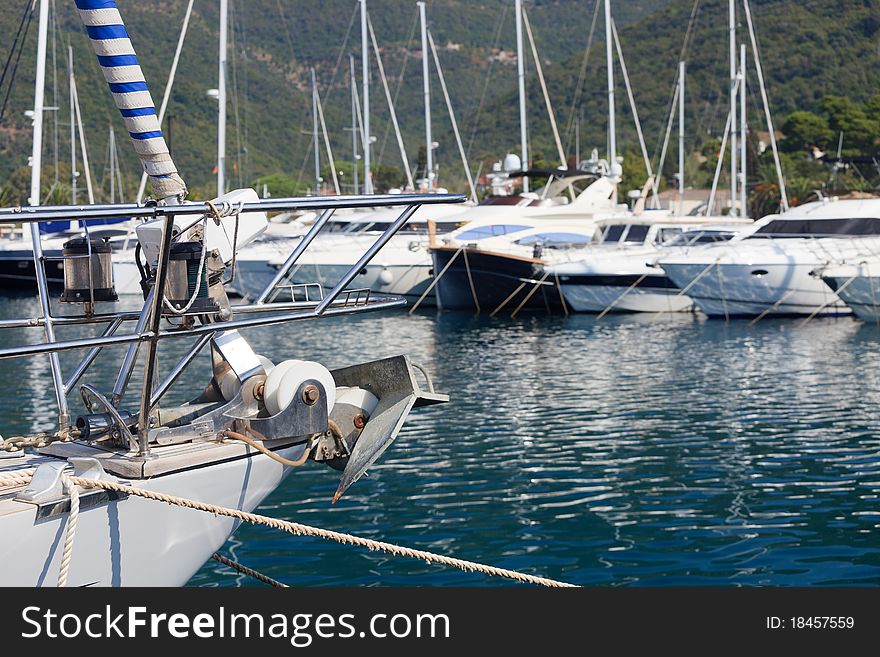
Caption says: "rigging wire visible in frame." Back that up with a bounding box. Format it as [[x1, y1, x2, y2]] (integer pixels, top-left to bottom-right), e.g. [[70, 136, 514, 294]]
[[377, 8, 418, 169], [651, 0, 702, 178], [294, 3, 357, 192], [465, 0, 510, 161], [562, 0, 601, 155], [0, 0, 37, 124], [229, 0, 247, 189]]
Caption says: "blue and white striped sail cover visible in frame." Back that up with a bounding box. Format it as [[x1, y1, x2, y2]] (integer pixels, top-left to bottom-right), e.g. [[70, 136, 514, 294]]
[[74, 0, 187, 201]]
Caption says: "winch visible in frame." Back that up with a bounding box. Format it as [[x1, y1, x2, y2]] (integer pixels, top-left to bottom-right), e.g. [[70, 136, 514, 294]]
[[164, 242, 219, 314], [60, 237, 118, 304]]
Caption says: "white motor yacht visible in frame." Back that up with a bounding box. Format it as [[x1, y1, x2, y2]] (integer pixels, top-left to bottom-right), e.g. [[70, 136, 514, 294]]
[[548, 221, 751, 314], [819, 256, 880, 323], [658, 199, 880, 318]]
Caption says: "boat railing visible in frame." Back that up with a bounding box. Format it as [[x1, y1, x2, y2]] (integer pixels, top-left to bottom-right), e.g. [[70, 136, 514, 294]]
[[0, 192, 465, 455]]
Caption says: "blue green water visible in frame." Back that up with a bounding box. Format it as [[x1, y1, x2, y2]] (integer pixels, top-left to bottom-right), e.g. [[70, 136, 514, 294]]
[[2, 297, 879, 586]]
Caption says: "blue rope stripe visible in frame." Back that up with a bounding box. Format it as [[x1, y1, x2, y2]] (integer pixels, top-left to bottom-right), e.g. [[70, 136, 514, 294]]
[[73, 0, 185, 197], [85, 24, 129, 41]]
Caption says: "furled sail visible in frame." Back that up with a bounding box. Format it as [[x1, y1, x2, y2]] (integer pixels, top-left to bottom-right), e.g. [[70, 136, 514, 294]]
[[73, 0, 186, 202]]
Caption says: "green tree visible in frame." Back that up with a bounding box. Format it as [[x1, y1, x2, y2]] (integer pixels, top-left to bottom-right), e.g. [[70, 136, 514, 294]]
[[780, 111, 833, 153], [820, 96, 879, 155]]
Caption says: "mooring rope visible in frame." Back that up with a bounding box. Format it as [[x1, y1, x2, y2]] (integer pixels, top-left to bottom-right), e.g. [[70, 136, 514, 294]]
[[511, 272, 551, 319], [747, 288, 798, 326], [56, 475, 79, 588], [597, 273, 649, 319], [554, 271, 570, 317], [211, 553, 288, 588], [650, 258, 719, 323], [0, 471, 576, 588], [798, 273, 858, 327], [409, 247, 463, 314], [489, 281, 528, 318], [462, 249, 481, 313]]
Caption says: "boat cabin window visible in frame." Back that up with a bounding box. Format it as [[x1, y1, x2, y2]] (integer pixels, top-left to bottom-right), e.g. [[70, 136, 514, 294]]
[[623, 224, 650, 244], [455, 224, 531, 241], [515, 232, 593, 248], [657, 227, 684, 244], [479, 196, 527, 206], [601, 225, 626, 243], [327, 221, 460, 235], [749, 217, 880, 238], [664, 230, 737, 246]]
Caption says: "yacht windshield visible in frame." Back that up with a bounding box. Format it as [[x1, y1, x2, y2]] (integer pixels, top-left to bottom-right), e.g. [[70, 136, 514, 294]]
[[515, 232, 593, 248], [663, 230, 737, 246], [623, 225, 650, 244], [749, 217, 880, 238], [601, 225, 626, 243], [327, 221, 460, 235], [456, 224, 531, 241]]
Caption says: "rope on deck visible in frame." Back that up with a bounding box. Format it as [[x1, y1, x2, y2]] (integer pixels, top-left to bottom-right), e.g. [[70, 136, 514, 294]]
[[0, 471, 577, 588], [211, 552, 289, 588]]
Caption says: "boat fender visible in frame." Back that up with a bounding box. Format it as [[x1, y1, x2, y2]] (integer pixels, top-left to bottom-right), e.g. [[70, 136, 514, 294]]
[[379, 268, 394, 285]]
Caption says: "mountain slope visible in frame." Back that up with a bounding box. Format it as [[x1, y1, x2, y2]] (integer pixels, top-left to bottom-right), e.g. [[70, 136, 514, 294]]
[[0, 0, 876, 200]]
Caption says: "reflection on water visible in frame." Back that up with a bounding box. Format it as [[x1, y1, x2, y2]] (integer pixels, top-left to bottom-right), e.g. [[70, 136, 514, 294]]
[[2, 295, 879, 586]]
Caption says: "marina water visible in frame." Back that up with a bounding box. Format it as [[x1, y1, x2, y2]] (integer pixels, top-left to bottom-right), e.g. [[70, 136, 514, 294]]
[[2, 295, 878, 586]]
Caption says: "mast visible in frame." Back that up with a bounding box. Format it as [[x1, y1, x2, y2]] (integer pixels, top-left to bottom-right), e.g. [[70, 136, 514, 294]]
[[135, 0, 194, 203], [50, 0, 58, 187], [311, 67, 321, 194], [29, 0, 69, 427], [740, 43, 747, 217], [360, 0, 372, 193], [69, 45, 77, 205], [218, 0, 228, 196], [418, 1, 433, 190], [350, 55, 359, 195], [515, 0, 528, 192], [728, 0, 737, 215], [109, 126, 116, 203], [742, 0, 787, 211], [678, 60, 685, 216], [604, 0, 617, 198], [30, 0, 48, 207]]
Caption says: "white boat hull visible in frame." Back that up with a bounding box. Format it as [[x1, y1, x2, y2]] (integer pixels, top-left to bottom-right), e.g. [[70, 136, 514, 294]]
[[560, 283, 693, 313], [1, 446, 300, 587], [822, 268, 880, 322], [661, 261, 851, 318]]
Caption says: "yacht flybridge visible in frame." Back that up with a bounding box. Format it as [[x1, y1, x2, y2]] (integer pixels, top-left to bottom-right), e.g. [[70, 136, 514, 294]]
[[0, 0, 462, 586]]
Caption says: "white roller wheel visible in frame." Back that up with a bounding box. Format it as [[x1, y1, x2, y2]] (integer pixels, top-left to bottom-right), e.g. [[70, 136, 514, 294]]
[[257, 355, 275, 375], [218, 355, 275, 401], [336, 386, 379, 416], [262, 359, 300, 414], [264, 359, 336, 416]]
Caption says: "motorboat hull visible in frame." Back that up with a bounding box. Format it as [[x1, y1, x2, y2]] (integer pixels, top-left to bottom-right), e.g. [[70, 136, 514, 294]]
[[0, 249, 64, 286], [822, 267, 880, 322], [431, 246, 564, 313], [558, 273, 692, 313], [661, 261, 851, 318], [0, 249, 144, 296]]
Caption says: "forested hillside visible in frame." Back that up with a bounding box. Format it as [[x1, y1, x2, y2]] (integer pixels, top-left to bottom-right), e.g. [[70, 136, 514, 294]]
[[0, 0, 877, 206]]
